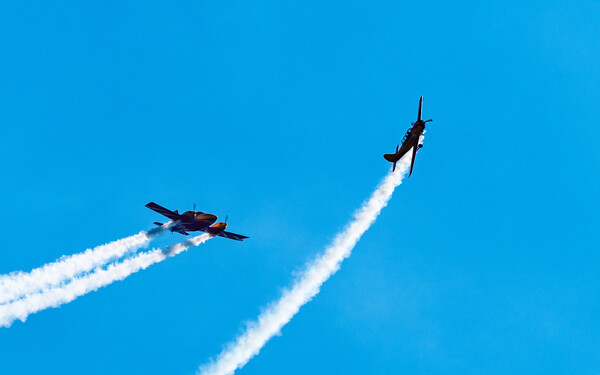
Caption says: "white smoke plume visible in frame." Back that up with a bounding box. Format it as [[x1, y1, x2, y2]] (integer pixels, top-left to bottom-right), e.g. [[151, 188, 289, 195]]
[[198, 147, 418, 375], [0, 232, 211, 328], [0, 224, 171, 305]]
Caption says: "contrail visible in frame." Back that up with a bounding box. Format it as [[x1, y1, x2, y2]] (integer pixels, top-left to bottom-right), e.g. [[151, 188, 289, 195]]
[[0, 233, 211, 328], [0, 224, 171, 305], [198, 147, 417, 375]]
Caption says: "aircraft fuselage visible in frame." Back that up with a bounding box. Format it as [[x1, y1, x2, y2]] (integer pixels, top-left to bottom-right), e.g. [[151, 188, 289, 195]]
[[398, 121, 425, 155]]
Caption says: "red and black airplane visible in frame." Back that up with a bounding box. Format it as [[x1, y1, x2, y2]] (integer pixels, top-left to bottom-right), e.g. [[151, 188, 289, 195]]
[[383, 96, 432, 176], [145, 202, 248, 241]]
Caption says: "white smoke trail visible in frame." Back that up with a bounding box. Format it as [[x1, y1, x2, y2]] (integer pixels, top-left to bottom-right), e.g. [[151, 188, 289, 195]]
[[0, 233, 212, 328], [0, 224, 171, 305], [199, 147, 417, 375]]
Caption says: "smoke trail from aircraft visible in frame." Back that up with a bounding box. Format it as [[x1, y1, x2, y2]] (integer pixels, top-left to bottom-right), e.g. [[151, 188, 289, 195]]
[[0, 233, 211, 328], [0, 224, 171, 305], [198, 149, 417, 375]]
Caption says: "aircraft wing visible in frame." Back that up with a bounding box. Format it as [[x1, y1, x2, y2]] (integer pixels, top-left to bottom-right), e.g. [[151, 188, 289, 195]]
[[145, 202, 181, 221], [217, 231, 249, 241], [408, 146, 418, 177]]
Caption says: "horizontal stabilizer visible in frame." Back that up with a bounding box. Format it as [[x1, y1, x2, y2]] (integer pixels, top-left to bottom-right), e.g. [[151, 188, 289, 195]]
[[383, 153, 399, 162], [153, 222, 164, 226]]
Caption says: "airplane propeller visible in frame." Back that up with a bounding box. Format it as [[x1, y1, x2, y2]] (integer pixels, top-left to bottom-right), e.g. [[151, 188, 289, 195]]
[[224, 215, 229, 223]]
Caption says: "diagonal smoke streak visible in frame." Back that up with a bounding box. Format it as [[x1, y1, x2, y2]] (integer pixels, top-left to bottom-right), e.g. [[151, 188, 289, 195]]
[[0, 232, 212, 328], [198, 144, 419, 375], [0, 223, 172, 305]]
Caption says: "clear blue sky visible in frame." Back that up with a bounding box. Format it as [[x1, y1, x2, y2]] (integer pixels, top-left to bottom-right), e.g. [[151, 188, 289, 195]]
[[1, 1, 599, 374]]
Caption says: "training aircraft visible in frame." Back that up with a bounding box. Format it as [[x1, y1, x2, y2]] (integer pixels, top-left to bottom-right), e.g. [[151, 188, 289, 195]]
[[383, 96, 432, 176], [145, 202, 249, 241]]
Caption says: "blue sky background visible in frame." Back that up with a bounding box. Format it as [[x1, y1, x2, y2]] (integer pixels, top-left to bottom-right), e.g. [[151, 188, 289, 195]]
[[1, 1, 599, 374]]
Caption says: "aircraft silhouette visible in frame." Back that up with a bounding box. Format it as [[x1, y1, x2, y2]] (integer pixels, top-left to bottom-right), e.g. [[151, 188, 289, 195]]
[[146, 202, 248, 241], [383, 96, 432, 176]]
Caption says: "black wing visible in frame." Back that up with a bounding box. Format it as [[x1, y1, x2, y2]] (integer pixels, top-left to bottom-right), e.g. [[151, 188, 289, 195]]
[[408, 146, 418, 177], [217, 231, 249, 241], [145, 202, 181, 221]]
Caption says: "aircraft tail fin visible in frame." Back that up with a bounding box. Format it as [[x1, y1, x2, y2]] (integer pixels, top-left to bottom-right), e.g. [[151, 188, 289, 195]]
[[417, 96, 423, 121]]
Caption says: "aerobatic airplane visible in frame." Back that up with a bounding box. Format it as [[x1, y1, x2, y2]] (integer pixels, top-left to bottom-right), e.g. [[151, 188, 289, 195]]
[[383, 96, 432, 176], [145, 202, 249, 241]]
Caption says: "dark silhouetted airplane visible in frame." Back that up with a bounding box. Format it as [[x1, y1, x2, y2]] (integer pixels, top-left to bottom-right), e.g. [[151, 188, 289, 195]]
[[145, 202, 248, 241], [383, 96, 432, 176]]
